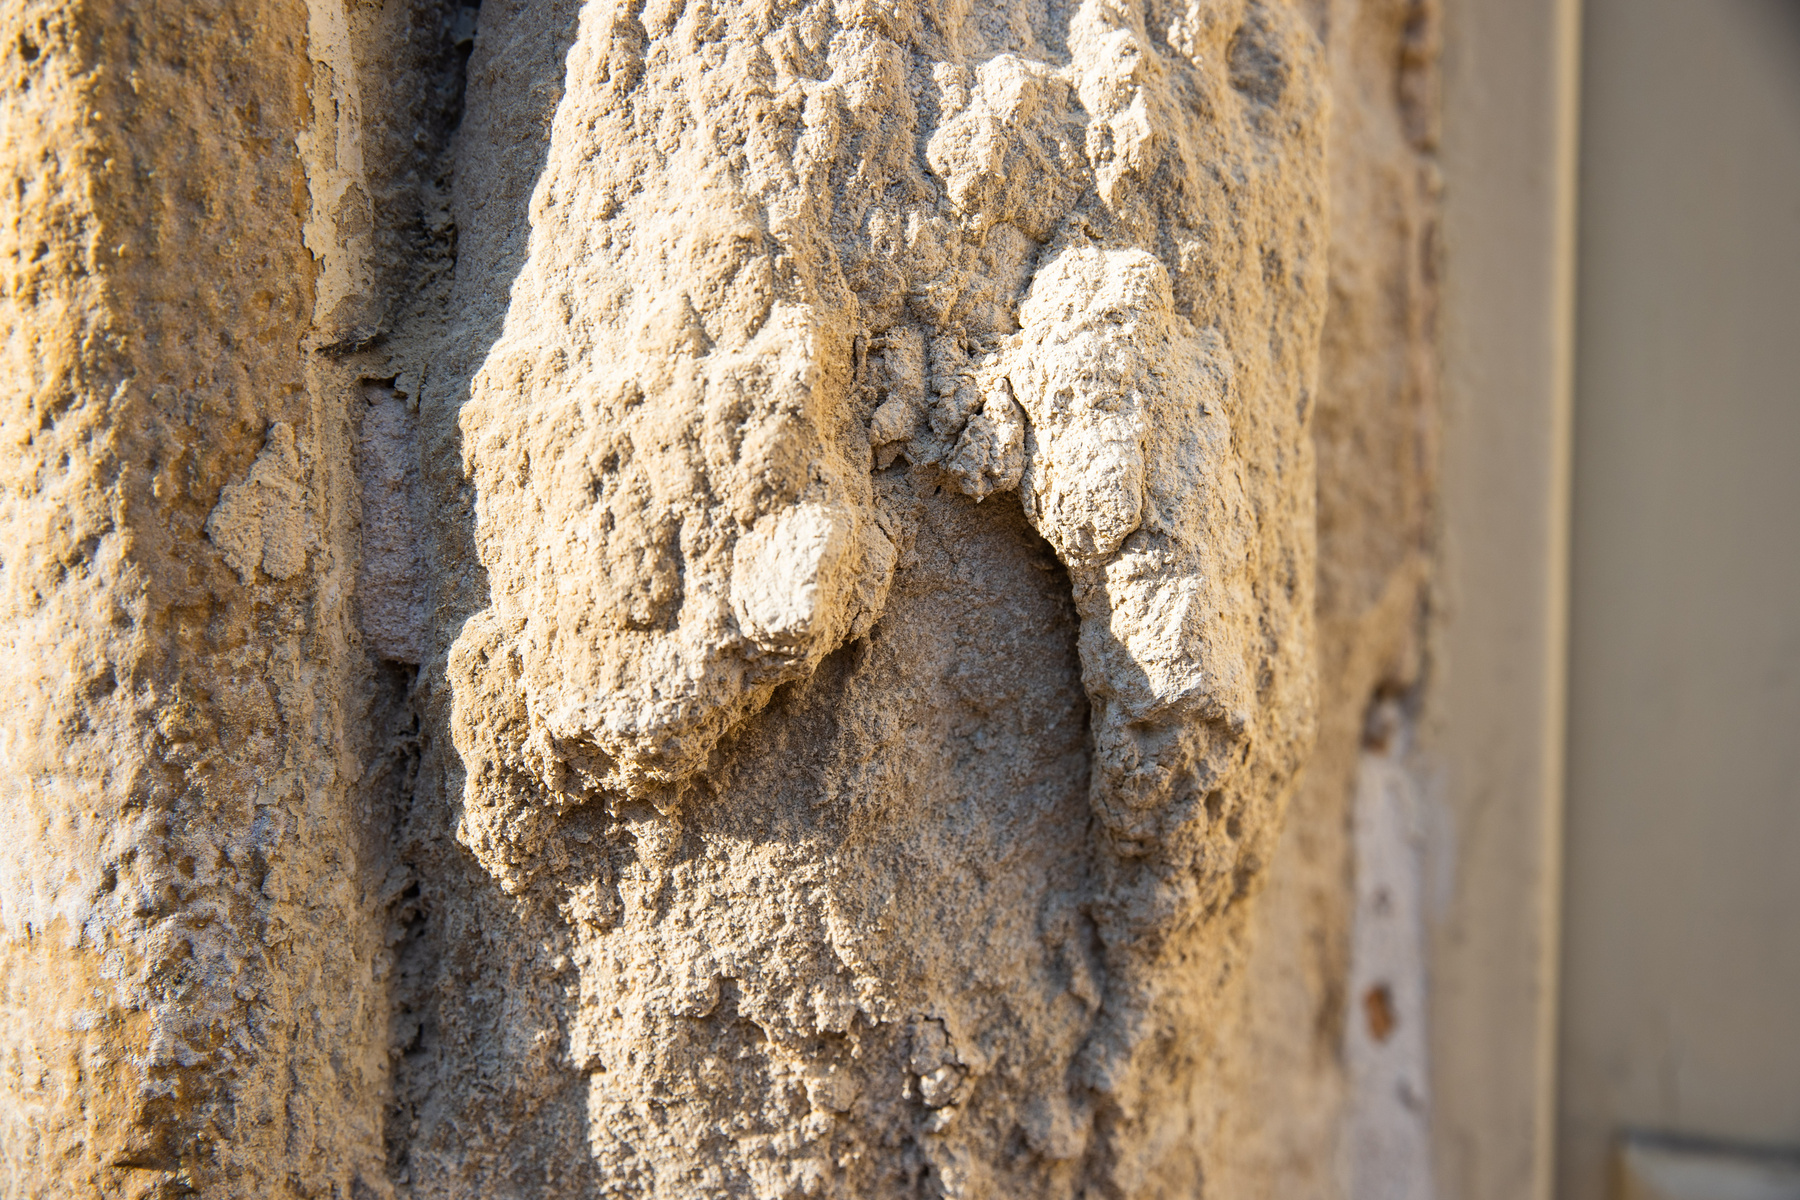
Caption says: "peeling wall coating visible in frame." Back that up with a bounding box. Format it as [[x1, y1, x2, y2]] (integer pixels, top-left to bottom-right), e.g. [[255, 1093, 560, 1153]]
[[1343, 701, 1434, 1200], [0, 0, 1442, 1196]]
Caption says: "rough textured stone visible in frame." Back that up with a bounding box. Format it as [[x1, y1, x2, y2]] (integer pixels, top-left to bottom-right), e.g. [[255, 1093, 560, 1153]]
[[373, 0, 1334, 1193], [0, 0, 1441, 1194], [0, 1, 391, 1195], [1209, 1, 1440, 1194]]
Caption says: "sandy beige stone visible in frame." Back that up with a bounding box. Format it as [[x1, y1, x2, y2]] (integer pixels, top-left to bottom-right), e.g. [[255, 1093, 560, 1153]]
[[0, 0, 1442, 1194], [0, 1, 391, 1195], [385, 0, 1331, 1193]]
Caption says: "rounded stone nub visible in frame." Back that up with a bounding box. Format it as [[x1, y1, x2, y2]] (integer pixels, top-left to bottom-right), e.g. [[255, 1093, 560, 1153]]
[[730, 501, 857, 653]]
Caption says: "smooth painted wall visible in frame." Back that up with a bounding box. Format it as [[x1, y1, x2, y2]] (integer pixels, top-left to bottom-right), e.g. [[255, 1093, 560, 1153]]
[[1559, 1, 1800, 1195]]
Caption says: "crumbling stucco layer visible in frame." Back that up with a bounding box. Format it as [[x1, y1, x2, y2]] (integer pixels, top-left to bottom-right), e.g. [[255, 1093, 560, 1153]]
[[378, 0, 1329, 1193]]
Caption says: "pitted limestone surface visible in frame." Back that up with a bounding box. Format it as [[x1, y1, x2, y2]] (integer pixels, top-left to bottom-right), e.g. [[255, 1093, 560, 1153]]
[[205, 422, 313, 586], [0, 2, 406, 1194]]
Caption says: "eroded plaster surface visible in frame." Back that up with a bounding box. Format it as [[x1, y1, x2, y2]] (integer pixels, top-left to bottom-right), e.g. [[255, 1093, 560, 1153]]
[[400, 0, 1328, 1191], [0, 0, 1448, 1194]]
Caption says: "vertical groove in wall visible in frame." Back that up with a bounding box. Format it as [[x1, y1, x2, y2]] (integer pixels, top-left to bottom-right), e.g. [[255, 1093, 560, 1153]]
[[306, 0, 500, 1186]]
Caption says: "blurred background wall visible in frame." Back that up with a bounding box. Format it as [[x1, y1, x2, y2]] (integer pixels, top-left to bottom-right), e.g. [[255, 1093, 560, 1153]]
[[1557, 0, 1800, 1196]]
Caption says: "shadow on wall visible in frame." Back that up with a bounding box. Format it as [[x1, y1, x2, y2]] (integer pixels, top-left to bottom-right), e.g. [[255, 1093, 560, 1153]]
[[1747, 1, 1800, 117], [380, 0, 592, 1186]]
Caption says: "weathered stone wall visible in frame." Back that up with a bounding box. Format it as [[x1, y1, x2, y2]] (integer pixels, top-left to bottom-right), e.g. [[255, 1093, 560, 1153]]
[[0, 0, 1439, 1195], [0, 1, 393, 1194]]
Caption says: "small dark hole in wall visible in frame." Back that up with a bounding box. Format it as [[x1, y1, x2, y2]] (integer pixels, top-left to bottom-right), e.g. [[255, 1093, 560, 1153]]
[[1363, 982, 1397, 1043]]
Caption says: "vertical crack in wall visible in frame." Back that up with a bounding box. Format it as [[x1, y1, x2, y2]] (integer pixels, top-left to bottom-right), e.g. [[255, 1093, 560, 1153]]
[[303, 0, 522, 1192]]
